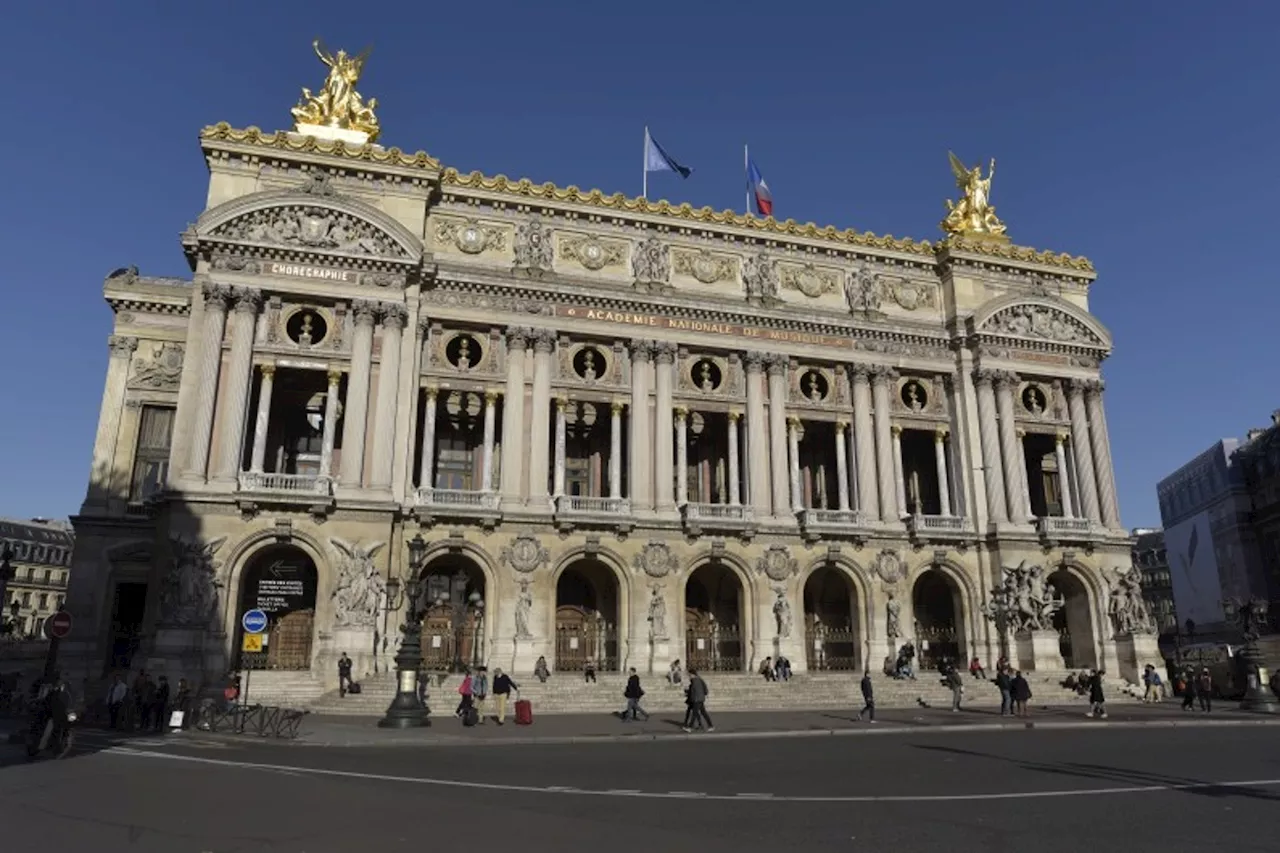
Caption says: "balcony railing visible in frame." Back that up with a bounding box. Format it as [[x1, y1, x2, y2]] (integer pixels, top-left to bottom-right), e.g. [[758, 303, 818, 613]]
[[683, 502, 753, 522], [801, 508, 869, 527], [415, 488, 500, 510], [237, 472, 333, 496], [555, 495, 631, 515], [1037, 516, 1093, 537], [907, 514, 968, 534]]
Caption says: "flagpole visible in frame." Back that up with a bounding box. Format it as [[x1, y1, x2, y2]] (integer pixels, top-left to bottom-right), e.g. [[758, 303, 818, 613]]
[[643, 127, 648, 200], [744, 144, 750, 215]]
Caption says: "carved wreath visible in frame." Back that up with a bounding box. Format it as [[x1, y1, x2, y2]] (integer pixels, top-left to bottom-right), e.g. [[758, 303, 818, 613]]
[[501, 535, 550, 575], [756, 545, 798, 582], [874, 549, 906, 584], [634, 542, 677, 579]]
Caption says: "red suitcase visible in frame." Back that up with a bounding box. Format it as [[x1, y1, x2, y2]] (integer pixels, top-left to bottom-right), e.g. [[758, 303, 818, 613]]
[[514, 698, 533, 725]]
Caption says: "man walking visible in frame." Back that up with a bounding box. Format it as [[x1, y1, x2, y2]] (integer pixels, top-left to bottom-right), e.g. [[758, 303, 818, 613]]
[[1196, 667, 1213, 713], [106, 675, 127, 729], [945, 663, 965, 711], [682, 668, 713, 733], [995, 666, 1013, 717], [622, 668, 650, 721], [338, 652, 353, 698], [491, 668, 518, 725], [855, 670, 876, 722], [471, 666, 490, 724]]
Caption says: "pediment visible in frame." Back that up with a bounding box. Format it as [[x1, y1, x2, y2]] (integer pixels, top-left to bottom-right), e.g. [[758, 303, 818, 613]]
[[972, 296, 1110, 349]]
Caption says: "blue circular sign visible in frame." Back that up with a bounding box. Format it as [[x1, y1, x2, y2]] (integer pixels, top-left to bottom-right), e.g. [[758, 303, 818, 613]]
[[242, 609, 269, 634]]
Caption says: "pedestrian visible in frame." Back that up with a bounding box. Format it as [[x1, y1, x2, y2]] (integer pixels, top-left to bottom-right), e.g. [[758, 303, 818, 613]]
[[621, 667, 650, 721], [534, 656, 550, 683], [153, 675, 171, 731], [855, 670, 876, 722], [995, 666, 1013, 717], [138, 672, 157, 731], [1179, 669, 1194, 710], [471, 666, 489, 724], [1142, 664, 1162, 703], [946, 664, 964, 711], [174, 678, 191, 729], [1197, 667, 1213, 713], [1011, 670, 1032, 717], [1087, 668, 1108, 718], [106, 675, 127, 729], [338, 652, 353, 697], [681, 668, 714, 733], [456, 668, 474, 718], [969, 656, 987, 680], [584, 662, 597, 684], [491, 668, 518, 725]]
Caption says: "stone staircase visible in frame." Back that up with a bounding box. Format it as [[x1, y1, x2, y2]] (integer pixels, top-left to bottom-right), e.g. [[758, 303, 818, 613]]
[[238, 671, 329, 707], [306, 670, 1135, 717]]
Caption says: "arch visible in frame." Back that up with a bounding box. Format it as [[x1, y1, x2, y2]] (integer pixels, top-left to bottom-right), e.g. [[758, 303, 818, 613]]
[[552, 554, 625, 672], [417, 552, 488, 671], [1052, 561, 1107, 669], [233, 544, 320, 671], [221, 527, 334, 650], [907, 559, 975, 669], [418, 539, 500, 669], [970, 293, 1112, 350], [800, 556, 869, 672], [682, 560, 748, 672]]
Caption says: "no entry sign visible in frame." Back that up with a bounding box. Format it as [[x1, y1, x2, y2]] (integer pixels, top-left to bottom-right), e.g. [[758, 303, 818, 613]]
[[45, 611, 72, 640]]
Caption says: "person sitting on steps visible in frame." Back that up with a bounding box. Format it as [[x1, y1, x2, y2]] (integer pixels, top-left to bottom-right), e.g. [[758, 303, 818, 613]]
[[759, 656, 776, 681], [584, 662, 597, 684], [534, 656, 550, 683]]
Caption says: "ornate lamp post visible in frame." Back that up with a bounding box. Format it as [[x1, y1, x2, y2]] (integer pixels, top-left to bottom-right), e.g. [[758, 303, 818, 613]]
[[378, 534, 430, 729], [1223, 597, 1279, 714], [981, 580, 1016, 666]]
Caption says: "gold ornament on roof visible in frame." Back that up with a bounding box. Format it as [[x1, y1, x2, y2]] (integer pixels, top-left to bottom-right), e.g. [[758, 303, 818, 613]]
[[942, 152, 1007, 239], [291, 39, 381, 142]]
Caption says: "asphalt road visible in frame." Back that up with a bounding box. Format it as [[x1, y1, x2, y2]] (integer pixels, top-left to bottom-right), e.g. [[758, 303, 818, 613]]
[[1, 724, 1278, 852]]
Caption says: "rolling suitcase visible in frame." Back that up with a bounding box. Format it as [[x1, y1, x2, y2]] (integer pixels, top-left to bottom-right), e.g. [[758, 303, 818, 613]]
[[462, 706, 480, 727], [514, 697, 533, 725]]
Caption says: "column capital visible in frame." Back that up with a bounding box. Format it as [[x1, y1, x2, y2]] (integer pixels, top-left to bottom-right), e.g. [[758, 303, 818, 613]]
[[231, 287, 263, 315], [1065, 376, 1104, 396], [352, 299, 380, 325], [971, 367, 996, 387], [425, 384, 440, 400], [610, 399, 625, 415], [505, 326, 534, 351], [933, 427, 949, 441], [653, 341, 678, 364], [259, 363, 276, 378], [1083, 378, 1105, 397], [869, 364, 898, 384], [629, 338, 655, 362], [555, 396, 569, 411], [484, 388, 500, 404], [728, 409, 742, 422], [787, 414, 802, 428], [890, 424, 902, 437], [531, 328, 557, 354], [743, 350, 767, 373], [200, 281, 232, 310], [107, 335, 138, 357], [380, 303, 408, 330], [847, 362, 872, 383], [765, 353, 789, 377], [327, 367, 343, 384], [674, 405, 688, 420], [991, 369, 1021, 390], [1056, 431, 1069, 444], [1016, 427, 1027, 438], [835, 419, 848, 432]]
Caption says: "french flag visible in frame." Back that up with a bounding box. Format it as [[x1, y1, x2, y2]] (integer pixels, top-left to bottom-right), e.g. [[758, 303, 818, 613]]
[[747, 154, 773, 217]]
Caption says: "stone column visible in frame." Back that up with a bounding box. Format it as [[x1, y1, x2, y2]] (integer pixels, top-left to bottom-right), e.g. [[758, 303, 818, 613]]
[[934, 428, 952, 516], [499, 328, 529, 504], [553, 397, 568, 499], [767, 355, 791, 517], [653, 342, 677, 512], [972, 369, 1008, 523], [609, 401, 624, 500], [787, 415, 803, 511], [83, 335, 138, 508], [211, 287, 261, 484], [890, 425, 907, 518], [319, 368, 342, 479], [1066, 379, 1102, 524], [481, 389, 499, 492], [993, 371, 1028, 523], [1016, 428, 1033, 518], [727, 410, 742, 506], [248, 364, 275, 473], [417, 386, 439, 490], [870, 366, 898, 522], [338, 300, 379, 489], [675, 406, 689, 506], [369, 305, 406, 491], [850, 365, 879, 519], [744, 352, 770, 513], [1054, 432, 1074, 518], [527, 329, 556, 506], [186, 283, 231, 480], [1085, 381, 1122, 529], [835, 420, 850, 511], [628, 340, 654, 511]]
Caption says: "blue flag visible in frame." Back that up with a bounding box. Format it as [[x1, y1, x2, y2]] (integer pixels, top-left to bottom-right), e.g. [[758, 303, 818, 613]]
[[644, 128, 692, 178]]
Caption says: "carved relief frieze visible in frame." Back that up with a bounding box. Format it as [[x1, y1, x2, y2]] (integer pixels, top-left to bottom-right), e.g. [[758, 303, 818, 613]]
[[435, 217, 508, 256], [632, 237, 670, 287], [211, 206, 408, 259], [420, 287, 555, 318], [854, 338, 950, 360], [981, 303, 1104, 346], [844, 265, 884, 312], [779, 262, 839, 299], [743, 251, 781, 307], [128, 342, 184, 391], [884, 277, 938, 311], [557, 234, 627, 272], [672, 248, 737, 285], [513, 216, 554, 277]]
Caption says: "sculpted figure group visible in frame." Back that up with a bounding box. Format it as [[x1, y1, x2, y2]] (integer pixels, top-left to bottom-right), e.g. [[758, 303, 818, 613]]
[[984, 561, 1064, 634]]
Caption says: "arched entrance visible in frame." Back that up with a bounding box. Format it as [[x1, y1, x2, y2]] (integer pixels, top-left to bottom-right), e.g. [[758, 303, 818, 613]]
[[1050, 568, 1098, 669], [684, 563, 744, 672], [911, 569, 965, 670], [235, 546, 318, 670], [803, 565, 861, 671], [555, 560, 620, 671], [418, 556, 486, 672]]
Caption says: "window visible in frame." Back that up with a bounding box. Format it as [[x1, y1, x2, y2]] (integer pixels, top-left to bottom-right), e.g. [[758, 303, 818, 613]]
[[435, 433, 475, 491], [40, 569, 49, 583], [38, 594, 48, 609], [130, 406, 176, 501], [21, 592, 30, 606]]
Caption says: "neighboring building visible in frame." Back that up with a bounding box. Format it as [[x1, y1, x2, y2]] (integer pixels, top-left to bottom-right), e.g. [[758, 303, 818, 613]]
[[1130, 528, 1176, 637], [1, 518, 74, 638], [1231, 410, 1280, 628], [62, 44, 1137, 700]]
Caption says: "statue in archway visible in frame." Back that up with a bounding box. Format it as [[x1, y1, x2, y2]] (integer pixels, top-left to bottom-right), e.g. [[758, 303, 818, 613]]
[[329, 538, 386, 629], [647, 585, 668, 640], [773, 587, 793, 639], [886, 593, 901, 641], [514, 580, 534, 640]]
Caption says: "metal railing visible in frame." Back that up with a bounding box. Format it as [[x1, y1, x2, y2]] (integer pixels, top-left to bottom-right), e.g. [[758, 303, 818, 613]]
[[237, 472, 333, 496], [196, 701, 308, 739], [415, 488, 500, 510]]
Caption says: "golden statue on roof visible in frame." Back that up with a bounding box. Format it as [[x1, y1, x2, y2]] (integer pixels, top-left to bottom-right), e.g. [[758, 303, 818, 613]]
[[942, 152, 1007, 239], [291, 39, 381, 142]]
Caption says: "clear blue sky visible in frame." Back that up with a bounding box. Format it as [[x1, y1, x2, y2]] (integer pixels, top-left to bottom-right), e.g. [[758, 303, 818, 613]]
[[3, 1, 1277, 527]]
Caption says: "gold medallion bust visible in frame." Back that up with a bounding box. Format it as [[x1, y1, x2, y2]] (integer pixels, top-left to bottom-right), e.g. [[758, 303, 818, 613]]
[[291, 39, 381, 142]]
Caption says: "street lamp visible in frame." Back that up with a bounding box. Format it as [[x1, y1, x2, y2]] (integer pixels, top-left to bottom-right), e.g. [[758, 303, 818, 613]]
[[378, 534, 430, 729], [981, 579, 1016, 666], [1223, 597, 1279, 714]]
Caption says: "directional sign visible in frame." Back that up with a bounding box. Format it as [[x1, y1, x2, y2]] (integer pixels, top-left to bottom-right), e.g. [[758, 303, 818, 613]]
[[241, 609, 269, 635], [45, 611, 72, 640]]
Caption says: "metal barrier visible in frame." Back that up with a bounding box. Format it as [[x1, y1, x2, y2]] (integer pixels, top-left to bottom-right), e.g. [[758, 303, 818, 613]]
[[196, 702, 308, 739]]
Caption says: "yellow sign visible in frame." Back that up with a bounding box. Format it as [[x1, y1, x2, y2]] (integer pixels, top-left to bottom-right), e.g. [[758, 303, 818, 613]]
[[242, 634, 264, 653]]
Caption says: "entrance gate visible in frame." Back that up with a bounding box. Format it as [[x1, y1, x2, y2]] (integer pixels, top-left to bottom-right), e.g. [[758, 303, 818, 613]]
[[554, 605, 617, 671], [805, 622, 859, 671], [419, 604, 484, 671], [685, 610, 742, 672]]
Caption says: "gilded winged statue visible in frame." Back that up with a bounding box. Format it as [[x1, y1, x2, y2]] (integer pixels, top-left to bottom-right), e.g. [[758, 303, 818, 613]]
[[941, 151, 1007, 238], [291, 39, 381, 141]]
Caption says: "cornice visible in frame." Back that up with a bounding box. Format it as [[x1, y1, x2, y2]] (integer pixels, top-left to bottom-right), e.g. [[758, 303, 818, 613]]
[[201, 123, 441, 172]]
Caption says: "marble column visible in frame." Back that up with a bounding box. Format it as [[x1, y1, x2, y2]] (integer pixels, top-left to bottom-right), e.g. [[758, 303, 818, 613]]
[[728, 410, 742, 506], [1054, 432, 1074, 518], [870, 366, 898, 522], [368, 305, 406, 490], [972, 369, 1008, 523], [609, 400, 623, 500], [767, 355, 791, 517], [319, 368, 342, 479], [248, 364, 275, 473], [481, 389, 498, 492], [553, 397, 568, 499], [1016, 428, 1033, 519], [787, 415, 803, 511], [1066, 379, 1102, 524], [850, 365, 879, 519], [835, 420, 850, 511], [744, 352, 770, 513], [653, 342, 678, 512], [675, 406, 689, 506], [417, 386, 439, 490], [993, 371, 1028, 524], [1085, 380, 1122, 528], [338, 300, 379, 488], [527, 329, 556, 506], [186, 283, 230, 479], [499, 327, 529, 504], [212, 287, 262, 484], [84, 335, 138, 507], [934, 428, 952, 516], [890, 425, 907, 518], [628, 340, 654, 511]]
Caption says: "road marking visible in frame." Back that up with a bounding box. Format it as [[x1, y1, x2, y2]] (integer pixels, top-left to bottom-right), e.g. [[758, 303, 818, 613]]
[[99, 748, 1280, 804], [735, 793, 775, 798]]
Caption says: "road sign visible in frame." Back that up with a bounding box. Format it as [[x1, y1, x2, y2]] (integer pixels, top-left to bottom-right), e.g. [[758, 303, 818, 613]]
[[242, 609, 269, 634], [242, 634, 264, 653], [44, 611, 72, 640]]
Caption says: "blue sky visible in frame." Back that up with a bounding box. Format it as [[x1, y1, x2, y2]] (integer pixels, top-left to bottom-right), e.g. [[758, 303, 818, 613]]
[[2, 1, 1276, 527]]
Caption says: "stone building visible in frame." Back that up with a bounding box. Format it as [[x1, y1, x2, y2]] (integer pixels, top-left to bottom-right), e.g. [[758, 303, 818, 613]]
[[1231, 411, 1280, 629], [62, 53, 1145, 699], [1130, 527, 1176, 638], [1, 517, 74, 639]]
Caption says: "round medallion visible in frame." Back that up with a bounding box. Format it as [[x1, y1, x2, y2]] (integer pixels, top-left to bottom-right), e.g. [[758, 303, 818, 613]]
[[579, 241, 607, 270], [456, 223, 486, 254], [691, 254, 721, 284], [796, 268, 824, 298]]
